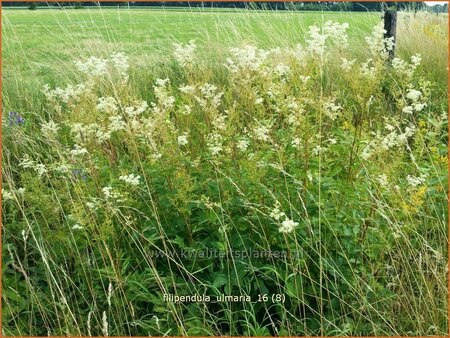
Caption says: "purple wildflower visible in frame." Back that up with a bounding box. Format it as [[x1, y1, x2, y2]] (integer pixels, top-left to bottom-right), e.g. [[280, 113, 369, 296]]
[[8, 112, 25, 126]]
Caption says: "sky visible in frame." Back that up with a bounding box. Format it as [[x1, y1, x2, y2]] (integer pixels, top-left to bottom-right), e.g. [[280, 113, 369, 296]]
[[424, 1, 447, 6]]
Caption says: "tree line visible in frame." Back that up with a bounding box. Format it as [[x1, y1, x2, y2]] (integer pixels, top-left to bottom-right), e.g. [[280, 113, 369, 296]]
[[4, 1, 446, 12]]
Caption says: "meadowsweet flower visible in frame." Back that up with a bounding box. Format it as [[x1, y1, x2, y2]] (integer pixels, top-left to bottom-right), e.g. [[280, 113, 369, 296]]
[[279, 218, 299, 234], [125, 101, 148, 117], [173, 40, 196, 67], [72, 224, 84, 230], [207, 132, 223, 156], [55, 163, 70, 174], [97, 97, 118, 114], [41, 120, 59, 138], [402, 106, 414, 114], [413, 103, 426, 112], [177, 133, 189, 146], [110, 52, 129, 80], [75, 56, 108, 77], [323, 20, 349, 48], [299, 75, 310, 84], [341, 58, 356, 72], [377, 174, 389, 188], [406, 89, 422, 102], [69, 144, 88, 157], [411, 54, 422, 67], [291, 137, 301, 148], [2, 189, 13, 201], [154, 79, 175, 110], [17, 188, 26, 195], [213, 114, 227, 130], [274, 63, 290, 78], [328, 138, 337, 145], [109, 115, 126, 132], [255, 97, 264, 105], [86, 200, 100, 211], [34, 164, 48, 177], [19, 155, 35, 169], [270, 206, 285, 221], [180, 105, 192, 115], [237, 139, 249, 152], [365, 23, 393, 59], [43, 83, 88, 103], [179, 84, 196, 95], [361, 59, 377, 78], [306, 25, 327, 56], [197, 83, 223, 109], [324, 100, 342, 120], [253, 125, 270, 142], [119, 173, 140, 186], [225, 45, 271, 79], [102, 186, 123, 202], [406, 174, 427, 187], [312, 145, 324, 156]]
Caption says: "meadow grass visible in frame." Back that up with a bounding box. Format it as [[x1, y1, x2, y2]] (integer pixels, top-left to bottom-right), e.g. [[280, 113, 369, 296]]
[[1, 6, 448, 337]]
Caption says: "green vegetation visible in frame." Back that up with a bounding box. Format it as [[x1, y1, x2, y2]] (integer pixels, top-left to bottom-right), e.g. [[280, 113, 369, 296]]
[[2, 7, 448, 337]]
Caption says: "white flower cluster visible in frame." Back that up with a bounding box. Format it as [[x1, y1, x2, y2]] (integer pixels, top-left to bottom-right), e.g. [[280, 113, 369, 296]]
[[403, 89, 426, 114], [75, 56, 108, 76], [236, 139, 249, 152], [291, 137, 301, 149], [269, 206, 285, 220], [110, 52, 129, 81], [102, 186, 125, 202], [324, 99, 342, 121], [305, 21, 349, 57], [41, 120, 60, 139], [377, 174, 389, 189], [69, 144, 89, 157], [177, 133, 189, 146], [43, 83, 88, 104], [361, 58, 377, 79], [2, 189, 14, 201], [392, 54, 421, 79], [119, 173, 140, 186], [180, 83, 223, 111], [153, 78, 175, 112], [71, 123, 111, 144], [341, 58, 356, 72], [361, 123, 416, 160], [19, 155, 48, 177], [97, 96, 119, 114], [109, 115, 126, 132], [279, 218, 299, 234], [273, 63, 291, 79], [322, 20, 350, 49], [198, 83, 223, 110], [225, 45, 270, 76], [286, 100, 305, 127], [173, 40, 196, 67], [406, 173, 427, 187], [206, 132, 223, 156], [125, 101, 148, 117], [75, 52, 129, 80], [253, 124, 271, 142], [365, 22, 394, 59], [269, 205, 299, 234]]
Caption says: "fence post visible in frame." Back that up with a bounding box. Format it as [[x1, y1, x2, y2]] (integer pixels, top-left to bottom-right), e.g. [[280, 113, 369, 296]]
[[383, 5, 397, 60]]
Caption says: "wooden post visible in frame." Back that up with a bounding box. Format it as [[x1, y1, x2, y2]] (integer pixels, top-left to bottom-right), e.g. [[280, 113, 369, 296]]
[[383, 6, 397, 61]]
